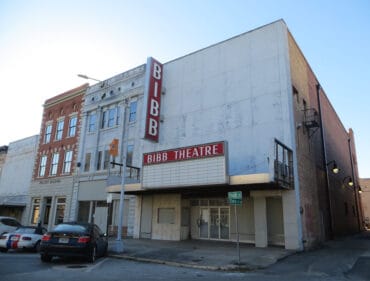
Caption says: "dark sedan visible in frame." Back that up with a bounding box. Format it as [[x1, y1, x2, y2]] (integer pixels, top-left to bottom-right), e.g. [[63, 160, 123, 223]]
[[39, 222, 108, 263]]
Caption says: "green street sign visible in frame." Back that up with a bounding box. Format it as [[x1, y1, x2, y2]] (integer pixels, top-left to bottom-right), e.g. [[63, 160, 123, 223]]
[[228, 191, 242, 205]]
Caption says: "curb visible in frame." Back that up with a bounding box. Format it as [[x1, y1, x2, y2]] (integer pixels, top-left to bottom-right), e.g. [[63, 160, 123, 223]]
[[108, 253, 255, 271]]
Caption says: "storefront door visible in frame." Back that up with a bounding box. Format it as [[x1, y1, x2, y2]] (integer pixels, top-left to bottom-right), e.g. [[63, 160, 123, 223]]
[[199, 208, 209, 238], [200, 207, 229, 240]]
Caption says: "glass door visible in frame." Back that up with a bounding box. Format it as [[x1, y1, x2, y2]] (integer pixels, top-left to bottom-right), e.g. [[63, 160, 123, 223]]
[[199, 207, 230, 240], [220, 207, 230, 239], [210, 208, 220, 239], [199, 208, 209, 238]]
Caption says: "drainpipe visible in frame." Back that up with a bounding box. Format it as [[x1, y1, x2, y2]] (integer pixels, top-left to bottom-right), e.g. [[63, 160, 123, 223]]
[[316, 84, 334, 239], [348, 136, 362, 231]]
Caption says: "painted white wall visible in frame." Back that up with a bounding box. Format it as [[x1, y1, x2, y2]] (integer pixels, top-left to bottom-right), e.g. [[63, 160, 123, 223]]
[[143, 20, 293, 179], [0, 135, 38, 196], [78, 64, 146, 178]]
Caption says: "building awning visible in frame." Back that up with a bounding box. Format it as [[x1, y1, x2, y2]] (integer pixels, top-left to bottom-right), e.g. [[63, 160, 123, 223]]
[[229, 173, 271, 185], [106, 173, 281, 196], [106, 183, 142, 194], [0, 195, 27, 207]]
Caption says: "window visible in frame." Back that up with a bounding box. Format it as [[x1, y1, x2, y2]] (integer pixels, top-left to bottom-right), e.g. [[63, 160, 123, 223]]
[[101, 111, 107, 128], [129, 101, 137, 122], [63, 151, 73, 174], [103, 150, 110, 170], [101, 106, 119, 129], [84, 152, 91, 172], [97, 151, 102, 170], [126, 145, 134, 166], [39, 155, 47, 177], [88, 113, 97, 132], [116, 106, 121, 125], [54, 197, 66, 225], [31, 198, 41, 224], [50, 153, 59, 175], [158, 208, 175, 224], [303, 99, 307, 111], [44, 124, 52, 143], [108, 108, 116, 127], [274, 139, 293, 188], [68, 116, 77, 137], [56, 119, 64, 140], [292, 86, 299, 103], [344, 202, 349, 216]]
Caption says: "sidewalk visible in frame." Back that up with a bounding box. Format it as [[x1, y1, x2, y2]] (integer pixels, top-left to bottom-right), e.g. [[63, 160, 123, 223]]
[[107, 238, 294, 271]]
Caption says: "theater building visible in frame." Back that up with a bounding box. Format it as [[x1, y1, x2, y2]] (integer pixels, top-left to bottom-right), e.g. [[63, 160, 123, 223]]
[[104, 20, 361, 250]]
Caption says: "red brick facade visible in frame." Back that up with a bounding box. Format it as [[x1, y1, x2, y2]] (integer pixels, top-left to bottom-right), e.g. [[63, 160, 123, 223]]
[[288, 32, 362, 247], [33, 84, 88, 180]]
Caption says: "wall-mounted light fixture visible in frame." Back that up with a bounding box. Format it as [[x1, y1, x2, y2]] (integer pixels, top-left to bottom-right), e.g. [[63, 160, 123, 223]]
[[326, 160, 340, 174], [343, 176, 354, 187]]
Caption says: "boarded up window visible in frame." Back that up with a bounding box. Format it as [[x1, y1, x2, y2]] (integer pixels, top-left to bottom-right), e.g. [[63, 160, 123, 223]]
[[158, 208, 175, 224]]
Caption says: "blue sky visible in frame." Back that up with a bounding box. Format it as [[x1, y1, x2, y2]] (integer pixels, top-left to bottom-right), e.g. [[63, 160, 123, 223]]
[[0, 0, 369, 177]]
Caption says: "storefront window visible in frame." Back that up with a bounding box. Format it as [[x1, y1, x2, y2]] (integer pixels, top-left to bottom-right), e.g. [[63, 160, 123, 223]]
[[31, 198, 41, 224], [78, 201, 91, 222]]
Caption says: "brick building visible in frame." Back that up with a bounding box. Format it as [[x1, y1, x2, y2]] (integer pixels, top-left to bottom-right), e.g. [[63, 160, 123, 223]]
[[359, 178, 370, 228], [25, 84, 88, 229]]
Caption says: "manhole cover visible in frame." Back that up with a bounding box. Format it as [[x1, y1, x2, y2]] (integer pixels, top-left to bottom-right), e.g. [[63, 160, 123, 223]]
[[67, 265, 87, 269]]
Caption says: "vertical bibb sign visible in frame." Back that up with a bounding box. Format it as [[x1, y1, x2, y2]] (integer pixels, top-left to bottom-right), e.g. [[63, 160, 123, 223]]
[[143, 57, 163, 142]]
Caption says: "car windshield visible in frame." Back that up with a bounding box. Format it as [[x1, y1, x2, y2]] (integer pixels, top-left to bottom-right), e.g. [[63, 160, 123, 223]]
[[15, 227, 35, 234], [53, 224, 87, 233]]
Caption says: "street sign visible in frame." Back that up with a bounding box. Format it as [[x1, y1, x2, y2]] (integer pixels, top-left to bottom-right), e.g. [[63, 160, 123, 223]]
[[228, 191, 242, 265], [228, 191, 242, 205]]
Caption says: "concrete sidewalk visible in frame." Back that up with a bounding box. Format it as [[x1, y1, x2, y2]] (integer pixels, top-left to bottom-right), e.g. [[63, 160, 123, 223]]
[[108, 238, 294, 271]]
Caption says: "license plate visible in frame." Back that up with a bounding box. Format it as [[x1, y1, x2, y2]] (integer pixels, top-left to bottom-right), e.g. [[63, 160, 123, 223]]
[[59, 237, 69, 243], [11, 236, 18, 241]]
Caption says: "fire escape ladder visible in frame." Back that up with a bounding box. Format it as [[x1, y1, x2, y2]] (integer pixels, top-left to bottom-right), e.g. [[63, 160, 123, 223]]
[[303, 108, 320, 138]]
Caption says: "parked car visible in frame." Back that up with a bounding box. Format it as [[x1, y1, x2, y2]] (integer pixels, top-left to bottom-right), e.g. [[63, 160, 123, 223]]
[[0, 216, 22, 235], [39, 222, 108, 263], [0, 226, 47, 252]]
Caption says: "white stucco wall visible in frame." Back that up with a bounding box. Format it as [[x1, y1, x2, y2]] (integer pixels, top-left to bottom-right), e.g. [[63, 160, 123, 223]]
[[143, 20, 293, 179], [0, 135, 38, 196]]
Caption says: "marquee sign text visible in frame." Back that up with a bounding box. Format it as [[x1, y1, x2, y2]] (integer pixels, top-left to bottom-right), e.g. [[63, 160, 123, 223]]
[[143, 142, 225, 165], [144, 57, 163, 142]]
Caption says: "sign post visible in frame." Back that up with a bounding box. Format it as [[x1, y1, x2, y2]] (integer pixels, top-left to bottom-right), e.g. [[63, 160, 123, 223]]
[[228, 191, 242, 265]]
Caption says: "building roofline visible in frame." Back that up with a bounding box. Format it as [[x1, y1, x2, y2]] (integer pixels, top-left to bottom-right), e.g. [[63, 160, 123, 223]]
[[164, 19, 287, 65], [44, 83, 89, 107]]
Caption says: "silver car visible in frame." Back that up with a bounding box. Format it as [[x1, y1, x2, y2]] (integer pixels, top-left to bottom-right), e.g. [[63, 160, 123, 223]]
[[0, 216, 22, 235]]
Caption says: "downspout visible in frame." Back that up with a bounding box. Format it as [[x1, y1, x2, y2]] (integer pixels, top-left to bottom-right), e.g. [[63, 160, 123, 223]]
[[348, 136, 362, 231], [316, 84, 334, 239]]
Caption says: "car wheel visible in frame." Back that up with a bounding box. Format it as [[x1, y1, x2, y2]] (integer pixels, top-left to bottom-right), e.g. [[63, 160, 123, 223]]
[[34, 241, 41, 253], [0, 248, 8, 253], [88, 245, 97, 263], [40, 254, 52, 262]]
